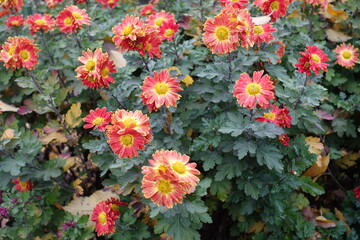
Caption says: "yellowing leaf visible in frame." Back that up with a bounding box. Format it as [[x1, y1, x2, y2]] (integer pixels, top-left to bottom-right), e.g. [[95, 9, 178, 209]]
[[335, 152, 359, 169], [0, 129, 18, 140], [248, 221, 266, 233], [63, 156, 81, 171], [0, 100, 19, 112], [73, 178, 84, 196], [303, 155, 330, 177], [305, 137, 324, 155], [63, 189, 120, 218], [326, 28, 352, 42], [39, 131, 67, 145], [65, 102, 82, 128], [315, 216, 336, 228], [322, 4, 348, 22], [334, 208, 346, 222]]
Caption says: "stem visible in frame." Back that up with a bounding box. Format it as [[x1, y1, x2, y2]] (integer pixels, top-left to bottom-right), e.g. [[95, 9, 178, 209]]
[[249, 107, 257, 121], [327, 168, 346, 191], [199, 0, 204, 22], [161, 107, 172, 134], [73, 32, 83, 49], [227, 53, 233, 82], [172, 39, 180, 63], [111, 93, 126, 109], [141, 55, 150, 72], [294, 75, 308, 110]]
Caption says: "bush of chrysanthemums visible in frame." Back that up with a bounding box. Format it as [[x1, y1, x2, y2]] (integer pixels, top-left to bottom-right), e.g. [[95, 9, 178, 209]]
[[0, 0, 359, 239]]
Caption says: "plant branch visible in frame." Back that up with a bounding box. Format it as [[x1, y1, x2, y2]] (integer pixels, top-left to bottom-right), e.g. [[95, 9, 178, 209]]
[[141, 55, 150, 72], [294, 75, 308, 110]]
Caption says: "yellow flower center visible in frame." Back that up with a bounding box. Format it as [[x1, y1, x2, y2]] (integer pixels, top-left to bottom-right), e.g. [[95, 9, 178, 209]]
[[264, 112, 276, 120], [341, 50, 352, 60], [157, 179, 172, 194], [88, 76, 95, 82], [120, 134, 134, 146], [111, 204, 119, 211], [253, 26, 264, 35], [145, 10, 152, 15], [164, 29, 174, 37], [270, 1, 279, 10], [64, 17, 73, 25], [215, 26, 229, 41], [8, 46, 16, 56], [311, 54, 321, 63], [92, 117, 104, 126], [85, 59, 96, 72], [72, 12, 82, 20], [154, 17, 165, 27], [98, 212, 107, 225], [246, 82, 262, 96], [20, 181, 27, 188], [101, 67, 109, 77], [122, 25, 133, 36], [154, 82, 169, 95], [123, 118, 137, 128], [172, 161, 186, 174], [158, 164, 167, 173], [145, 43, 152, 51], [11, 20, 19, 25], [19, 50, 30, 60], [35, 19, 46, 26]]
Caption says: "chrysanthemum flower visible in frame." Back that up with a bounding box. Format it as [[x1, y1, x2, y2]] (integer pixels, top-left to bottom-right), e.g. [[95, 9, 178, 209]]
[[106, 127, 146, 158], [105, 197, 128, 215], [253, 23, 276, 46], [91, 201, 118, 236], [147, 10, 176, 28], [1, 0, 23, 12], [140, 69, 182, 112], [5, 14, 24, 29], [96, 0, 119, 9], [142, 167, 188, 208], [140, 34, 163, 58], [279, 134, 290, 146], [56, 5, 90, 34], [25, 13, 56, 35], [219, 0, 248, 8], [83, 107, 112, 131], [305, 0, 328, 9], [12, 177, 34, 192], [45, 0, 63, 8], [353, 186, 360, 201], [233, 70, 275, 109], [76, 48, 116, 88], [235, 8, 255, 49], [203, 13, 240, 54], [255, 105, 292, 128], [140, 4, 156, 16], [110, 109, 151, 139], [159, 20, 179, 41], [295, 45, 329, 76], [253, 0, 289, 21], [333, 43, 358, 69], [0, 36, 40, 70], [274, 40, 285, 63]]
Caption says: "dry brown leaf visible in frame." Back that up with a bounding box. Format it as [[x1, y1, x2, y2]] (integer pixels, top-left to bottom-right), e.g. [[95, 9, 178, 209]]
[[322, 4, 348, 22], [104, 42, 127, 68], [73, 178, 84, 196], [315, 216, 336, 228], [39, 131, 67, 145], [305, 137, 324, 155], [248, 221, 266, 233], [63, 189, 120, 217], [0, 129, 18, 140], [65, 102, 82, 128], [288, 9, 301, 19], [0, 100, 19, 112], [335, 152, 359, 169], [63, 156, 81, 171], [303, 155, 330, 177], [326, 28, 352, 42]]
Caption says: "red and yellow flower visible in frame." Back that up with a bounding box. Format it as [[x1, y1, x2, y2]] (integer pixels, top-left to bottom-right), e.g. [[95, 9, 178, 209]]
[[1, 0, 23, 12], [56, 5, 90, 34], [12, 177, 34, 192], [5, 14, 24, 28], [105, 197, 128, 215], [96, 0, 119, 9], [45, 0, 63, 8], [253, 0, 289, 21], [146, 10, 175, 29], [233, 70, 275, 109], [140, 4, 156, 16], [253, 23, 276, 46], [140, 69, 182, 112], [295, 45, 329, 76], [159, 20, 179, 41], [279, 134, 290, 146], [106, 127, 146, 158], [333, 43, 358, 69], [25, 13, 56, 35], [91, 201, 118, 236], [0, 36, 40, 70], [255, 105, 292, 128], [83, 107, 112, 131], [218, 0, 248, 8]]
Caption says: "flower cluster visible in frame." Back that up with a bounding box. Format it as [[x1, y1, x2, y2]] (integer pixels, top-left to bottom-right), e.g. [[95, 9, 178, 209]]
[[0, 0, 23, 12], [142, 150, 200, 208], [295, 45, 329, 76], [5, 14, 24, 28], [90, 197, 127, 236], [45, 0, 63, 8], [140, 69, 183, 112], [96, 0, 119, 9], [106, 110, 152, 158], [25, 13, 56, 35], [203, 6, 255, 54], [0, 36, 40, 70], [12, 177, 34, 192], [75, 48, 117, 88], [333, 43, 358, 69], [146, 10, 179, 41], [56, 5, 91, 34], [233, 70, 275, 109]]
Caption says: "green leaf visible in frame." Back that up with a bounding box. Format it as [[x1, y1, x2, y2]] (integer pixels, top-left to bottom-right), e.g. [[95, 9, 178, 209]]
[[195, 178, 212, 197], [210, 179, 232, 202], [82, 139, 109, 153], [244, 181, 260, 200], [299, 176, 324, 196], [256, 142, 284, 171], [218, 112, 247, 137], [233, 137, 257, 159]]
